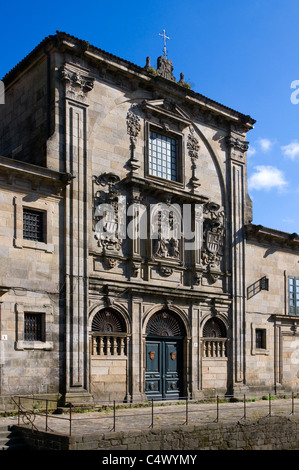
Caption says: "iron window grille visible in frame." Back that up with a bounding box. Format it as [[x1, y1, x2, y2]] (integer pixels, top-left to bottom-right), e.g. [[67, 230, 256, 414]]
[[23, 208, 45, 242], [149, 130, 179, 181], [288, 276, 299, 315], [24, 312, 45, 342], [255, 329, 267, 349]]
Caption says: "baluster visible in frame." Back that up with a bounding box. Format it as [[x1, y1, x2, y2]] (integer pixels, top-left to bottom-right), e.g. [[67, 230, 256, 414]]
[[92, 336, 97, 355], [112, 337, 117, 356], [99, 336, 104, 356], [107, 336, 111, 355], [120, 337, 125, 356]]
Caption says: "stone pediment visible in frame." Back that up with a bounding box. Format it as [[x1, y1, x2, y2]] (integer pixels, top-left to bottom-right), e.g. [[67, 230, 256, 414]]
[[141, 99, 191, 129]]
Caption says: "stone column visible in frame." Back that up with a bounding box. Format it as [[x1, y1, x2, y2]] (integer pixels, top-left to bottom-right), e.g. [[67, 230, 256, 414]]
[[226, 134, 249, 389], [60, 65, 94, 397]]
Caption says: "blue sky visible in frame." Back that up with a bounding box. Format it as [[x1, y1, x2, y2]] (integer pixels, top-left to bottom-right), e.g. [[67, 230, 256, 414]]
[[1, 0, 298, 233]]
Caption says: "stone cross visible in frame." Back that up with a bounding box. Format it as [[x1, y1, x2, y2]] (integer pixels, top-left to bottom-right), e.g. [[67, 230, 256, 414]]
[[159, 29, 170, 58]]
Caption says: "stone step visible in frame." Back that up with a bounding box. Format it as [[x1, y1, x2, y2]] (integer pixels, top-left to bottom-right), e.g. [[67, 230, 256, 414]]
[[0, 425, 28, 450]]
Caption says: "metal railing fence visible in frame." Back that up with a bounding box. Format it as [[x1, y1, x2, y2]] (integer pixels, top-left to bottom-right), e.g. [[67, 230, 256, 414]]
[[9, 392, 299, 437]]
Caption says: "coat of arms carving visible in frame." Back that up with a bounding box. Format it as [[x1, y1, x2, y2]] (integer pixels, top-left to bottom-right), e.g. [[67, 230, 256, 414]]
[[201, 202, 225, 282]]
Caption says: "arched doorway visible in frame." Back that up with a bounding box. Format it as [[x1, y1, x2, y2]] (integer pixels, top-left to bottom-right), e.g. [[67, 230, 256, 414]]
[[145, 309, 185, 400]]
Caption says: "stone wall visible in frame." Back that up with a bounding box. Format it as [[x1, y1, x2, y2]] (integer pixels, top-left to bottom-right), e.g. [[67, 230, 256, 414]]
[[90, 357, 127, 401], [245, 236, 299, 391], [16, 416, 299, 450]]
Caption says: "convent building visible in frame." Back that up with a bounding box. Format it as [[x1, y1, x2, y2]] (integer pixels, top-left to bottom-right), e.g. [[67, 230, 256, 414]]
[[0, 31, 298, 409]]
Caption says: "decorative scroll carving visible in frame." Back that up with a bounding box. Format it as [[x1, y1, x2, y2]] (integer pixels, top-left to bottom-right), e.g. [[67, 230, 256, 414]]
[[104, 257, 118, 269], [187, 127, 201, 189], [131, 261, 141, 277], [159, 265, 174, 277], [126, 106, 141, 173], [226, 135, 249, 155], [59, 65, 94, 101]]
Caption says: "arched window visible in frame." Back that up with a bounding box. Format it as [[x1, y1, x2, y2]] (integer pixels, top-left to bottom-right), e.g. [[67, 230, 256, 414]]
[[91, 308, 127, 357], [146, 310, 185, 337], [203, 317, 226, 338], [92, 308, 126, 333], [202, 317, 227, 358]]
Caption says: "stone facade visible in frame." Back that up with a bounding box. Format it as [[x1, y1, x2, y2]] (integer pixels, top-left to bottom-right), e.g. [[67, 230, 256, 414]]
[[0, 31, 298, 407]]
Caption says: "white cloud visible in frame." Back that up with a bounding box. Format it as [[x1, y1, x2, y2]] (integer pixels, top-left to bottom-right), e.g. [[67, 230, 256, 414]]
[[281, 140, 299, 160], [248, 166, 288, 191], [247, 146, 256, 157], [256, 138, 274, 152]]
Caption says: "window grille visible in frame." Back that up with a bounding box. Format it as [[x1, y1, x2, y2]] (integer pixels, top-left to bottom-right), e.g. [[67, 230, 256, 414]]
[[256, 329, 266, 349], [203, 318, 227, 338], [149, 131, 178, 181], [91, 309, 126, 333], [24, 313, 45, 341], [23, 209, 44, 242], [146, 310, 184, 337]]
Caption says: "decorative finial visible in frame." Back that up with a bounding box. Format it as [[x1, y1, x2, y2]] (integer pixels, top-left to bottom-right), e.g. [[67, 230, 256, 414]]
[[159, 29, 170, 58]]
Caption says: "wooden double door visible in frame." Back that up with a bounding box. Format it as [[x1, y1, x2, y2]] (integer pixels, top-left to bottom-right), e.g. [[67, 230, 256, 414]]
[[145, 337, 183, 400]]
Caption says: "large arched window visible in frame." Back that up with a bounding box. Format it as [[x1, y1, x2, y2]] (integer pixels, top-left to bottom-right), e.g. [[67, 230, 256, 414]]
[[202, 317, 227, 358], [91, 308, 127, 357]]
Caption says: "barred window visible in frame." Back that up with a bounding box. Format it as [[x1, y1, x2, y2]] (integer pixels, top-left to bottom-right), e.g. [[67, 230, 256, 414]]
[[23, 209, 45, 242], [255, 329, 266, 349], [24, 313, 45, 342], [149, 131, 178, 181]]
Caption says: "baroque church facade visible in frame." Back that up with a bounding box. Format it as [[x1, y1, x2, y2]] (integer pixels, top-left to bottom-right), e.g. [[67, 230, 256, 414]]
[[0, 32, 298, 408]]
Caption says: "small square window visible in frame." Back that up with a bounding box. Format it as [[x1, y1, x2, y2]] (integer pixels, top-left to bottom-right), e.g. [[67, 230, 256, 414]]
[[23, 209, 45, 242], [256, 329, 266, 349], [24, 313, 45, 342]]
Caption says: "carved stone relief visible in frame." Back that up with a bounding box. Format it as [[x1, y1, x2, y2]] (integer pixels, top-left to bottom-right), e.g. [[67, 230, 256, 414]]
[[59, 65, 94, 102], [93, 172, 123, 257], [187, 126, 201, 189], [195, 202, 225, 284], [126, 105, 141, 173]]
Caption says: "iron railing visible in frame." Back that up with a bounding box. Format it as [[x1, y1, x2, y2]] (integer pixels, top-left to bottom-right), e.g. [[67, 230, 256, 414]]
[[9, 392, 299, 437]]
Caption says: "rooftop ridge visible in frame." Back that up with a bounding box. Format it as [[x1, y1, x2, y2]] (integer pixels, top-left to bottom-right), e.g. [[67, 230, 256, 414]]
[[2, 30, 255, 126]]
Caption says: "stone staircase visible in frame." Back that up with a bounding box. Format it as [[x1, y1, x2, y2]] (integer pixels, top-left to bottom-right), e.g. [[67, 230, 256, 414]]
[[0, 424, 28, 450]]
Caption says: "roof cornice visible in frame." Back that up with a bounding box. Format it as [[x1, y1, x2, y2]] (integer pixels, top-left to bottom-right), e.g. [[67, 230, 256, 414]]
[[2, 31, 256, 130], [245, 223, 299, 251]]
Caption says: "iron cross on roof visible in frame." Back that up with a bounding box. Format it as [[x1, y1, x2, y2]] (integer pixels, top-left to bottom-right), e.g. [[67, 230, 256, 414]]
[[159, 29, 170, 58]]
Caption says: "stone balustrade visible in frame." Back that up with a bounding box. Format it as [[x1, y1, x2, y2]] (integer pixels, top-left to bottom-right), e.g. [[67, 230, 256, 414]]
[[91, 333, 128, 357], [202, 338, 227, 358]]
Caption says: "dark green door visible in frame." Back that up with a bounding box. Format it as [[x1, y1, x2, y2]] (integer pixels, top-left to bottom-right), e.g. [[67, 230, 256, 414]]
[[145, 338, 183, 400]]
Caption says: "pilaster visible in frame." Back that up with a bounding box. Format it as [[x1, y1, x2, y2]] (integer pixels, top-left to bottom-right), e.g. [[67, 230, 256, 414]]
[[226, 133, 249, 387], [60, 64, 94, 395]]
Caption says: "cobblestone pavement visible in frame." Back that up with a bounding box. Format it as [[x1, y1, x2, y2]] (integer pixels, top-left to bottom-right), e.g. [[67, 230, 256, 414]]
[[0, 398, 298, 436]]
